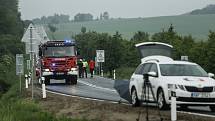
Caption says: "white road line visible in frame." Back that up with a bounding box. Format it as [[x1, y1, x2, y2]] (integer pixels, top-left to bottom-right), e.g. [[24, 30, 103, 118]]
[[78, 80, 117, 92], [177, 111, 215, 118]]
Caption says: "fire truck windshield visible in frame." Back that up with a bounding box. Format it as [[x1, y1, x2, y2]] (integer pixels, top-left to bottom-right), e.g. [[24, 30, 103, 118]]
[[44, 46, 75, 57]]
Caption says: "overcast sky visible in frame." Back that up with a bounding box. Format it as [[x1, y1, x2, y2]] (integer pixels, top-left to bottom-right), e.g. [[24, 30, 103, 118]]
[[19, 0, 215, 20]]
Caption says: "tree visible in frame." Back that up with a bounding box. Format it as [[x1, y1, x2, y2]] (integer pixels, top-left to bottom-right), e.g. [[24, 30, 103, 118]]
[[81, 26, 87, 33], [206, 31, 215, 73], [131, 31, 150, 43], [48, 24, 58, 40]]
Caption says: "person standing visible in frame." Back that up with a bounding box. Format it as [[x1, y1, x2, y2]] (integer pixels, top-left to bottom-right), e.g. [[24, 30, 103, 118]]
[[89, 59, 95, 78], [77, 59, 83, 78], [82, 59, 88, 78]]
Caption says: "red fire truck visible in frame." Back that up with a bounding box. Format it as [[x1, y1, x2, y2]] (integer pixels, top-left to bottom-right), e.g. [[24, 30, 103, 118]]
[[37, 40, 78, 85]]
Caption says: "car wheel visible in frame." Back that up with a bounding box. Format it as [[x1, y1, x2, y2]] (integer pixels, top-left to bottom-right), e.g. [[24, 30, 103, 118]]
[[131, 88, 140, 107], [157, 89, 169, 110], [210, 106, 215, 112]]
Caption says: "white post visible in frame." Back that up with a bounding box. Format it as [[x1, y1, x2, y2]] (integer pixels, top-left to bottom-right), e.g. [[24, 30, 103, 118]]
[[41, 77, 46, 99], [25, 74, 28, 89], [171, 85, 177, 121], [101, 70, 103, 77], [113, 69, 116, 80], [28, 72, 31, 84]]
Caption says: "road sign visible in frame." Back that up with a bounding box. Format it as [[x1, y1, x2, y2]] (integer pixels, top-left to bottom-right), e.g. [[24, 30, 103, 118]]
[[21, 24, 49, 54], [16, 54, 24, 75], [96, 50, 105, 62]]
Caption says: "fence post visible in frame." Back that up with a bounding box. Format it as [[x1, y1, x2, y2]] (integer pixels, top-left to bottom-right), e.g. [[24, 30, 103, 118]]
[[171, 85, 177, 121]]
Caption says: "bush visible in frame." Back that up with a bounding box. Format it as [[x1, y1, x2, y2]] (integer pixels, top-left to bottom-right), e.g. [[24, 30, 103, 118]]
[[115, 67, 136, 80]]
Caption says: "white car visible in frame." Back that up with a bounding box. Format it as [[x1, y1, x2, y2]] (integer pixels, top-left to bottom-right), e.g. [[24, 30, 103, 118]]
[[129, 55, 215, 111], [129, 42, 215, 112]]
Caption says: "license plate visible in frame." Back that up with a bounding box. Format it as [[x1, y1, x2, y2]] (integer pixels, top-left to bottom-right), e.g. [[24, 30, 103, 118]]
[[191, 92, 210, 98]]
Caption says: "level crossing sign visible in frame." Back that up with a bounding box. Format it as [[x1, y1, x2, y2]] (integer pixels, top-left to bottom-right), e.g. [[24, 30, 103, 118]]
[[96, 50, 105, 62]]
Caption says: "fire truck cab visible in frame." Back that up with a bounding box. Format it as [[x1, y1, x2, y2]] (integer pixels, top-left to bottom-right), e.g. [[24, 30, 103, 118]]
[[38, 40, 78, 85]]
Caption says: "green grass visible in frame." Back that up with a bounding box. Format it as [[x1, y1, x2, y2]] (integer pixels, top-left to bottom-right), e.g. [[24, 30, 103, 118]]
[[0, 61, 88, 121], [46, 14, 215, 40], [0, 83, 89, 121]]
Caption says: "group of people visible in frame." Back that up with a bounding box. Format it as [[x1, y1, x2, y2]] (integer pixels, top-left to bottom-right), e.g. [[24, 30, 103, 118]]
[[77, 59, 95, 78]]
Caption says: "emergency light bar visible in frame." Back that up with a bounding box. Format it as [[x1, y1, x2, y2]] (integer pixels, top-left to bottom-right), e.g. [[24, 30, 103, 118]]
[[45, 40, 76, 47]]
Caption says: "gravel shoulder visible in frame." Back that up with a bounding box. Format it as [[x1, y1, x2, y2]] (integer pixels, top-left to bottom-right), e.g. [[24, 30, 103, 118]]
[[24, 86, 215, 121]]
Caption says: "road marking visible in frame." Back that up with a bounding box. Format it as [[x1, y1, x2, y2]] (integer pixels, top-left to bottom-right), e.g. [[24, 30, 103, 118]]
[[177, 111, 215, 118], [78, 80, 117, 92]]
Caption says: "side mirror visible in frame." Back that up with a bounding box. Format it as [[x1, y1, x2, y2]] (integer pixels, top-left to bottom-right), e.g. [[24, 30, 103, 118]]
[[147, 71, 158, 77], [39, 49, 42, 56], [208, 73, 215, 78]]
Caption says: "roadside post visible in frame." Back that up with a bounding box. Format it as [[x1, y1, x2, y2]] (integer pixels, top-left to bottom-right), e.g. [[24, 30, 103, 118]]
[[25, 74, 28, 89], [101, 70, 104, 77], [28, 72, 31, 84], [41, 77, 46, 99], [96, 50, 105, 76], [113, 69, 116, 80], [171, 84, 177, 121], [16, 54, 24, 94]]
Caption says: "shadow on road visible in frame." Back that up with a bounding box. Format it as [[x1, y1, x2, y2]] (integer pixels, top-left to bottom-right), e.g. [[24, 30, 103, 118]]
[[114, 80, 131, 102]]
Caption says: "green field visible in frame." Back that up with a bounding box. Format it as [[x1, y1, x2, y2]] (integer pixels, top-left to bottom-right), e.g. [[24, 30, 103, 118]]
[[47, 14, 215, 40]]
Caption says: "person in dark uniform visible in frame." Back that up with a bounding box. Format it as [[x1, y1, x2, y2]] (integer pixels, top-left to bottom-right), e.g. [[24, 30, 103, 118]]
[[77, 59, 83, 78]]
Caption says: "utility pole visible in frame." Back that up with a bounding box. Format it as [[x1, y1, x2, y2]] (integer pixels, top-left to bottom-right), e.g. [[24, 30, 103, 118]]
[[30, 26, 34, 100]]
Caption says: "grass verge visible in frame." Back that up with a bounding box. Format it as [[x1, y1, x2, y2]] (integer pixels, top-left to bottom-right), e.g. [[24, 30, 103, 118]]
[[0, 81, 88, 121]]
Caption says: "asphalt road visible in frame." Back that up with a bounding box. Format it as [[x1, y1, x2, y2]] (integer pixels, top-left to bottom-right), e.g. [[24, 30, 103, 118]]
[[45, 75, 215, 117]]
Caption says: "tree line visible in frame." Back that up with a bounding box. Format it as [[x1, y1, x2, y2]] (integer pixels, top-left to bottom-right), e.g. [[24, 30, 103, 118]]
[[0, 0, 24, 90], [74, 26, 215, 78]]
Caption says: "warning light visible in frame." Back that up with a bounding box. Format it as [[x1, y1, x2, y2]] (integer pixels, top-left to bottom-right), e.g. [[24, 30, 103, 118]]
[[64, 40, 72, 43]]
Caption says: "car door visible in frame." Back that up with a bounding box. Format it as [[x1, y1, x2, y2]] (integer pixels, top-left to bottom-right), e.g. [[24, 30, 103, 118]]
[[148, 63, 159, 101]]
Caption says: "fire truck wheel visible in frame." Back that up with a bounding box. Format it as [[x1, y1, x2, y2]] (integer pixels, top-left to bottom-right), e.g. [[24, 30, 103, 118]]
[[71, 76, 77, 85], [66, 77, 72, 85], [45, 77, 50, 85]]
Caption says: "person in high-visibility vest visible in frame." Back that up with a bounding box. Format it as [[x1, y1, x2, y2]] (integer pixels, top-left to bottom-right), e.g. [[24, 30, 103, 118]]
[[82, 59, 88, 78], [89, 59, 95, 78]]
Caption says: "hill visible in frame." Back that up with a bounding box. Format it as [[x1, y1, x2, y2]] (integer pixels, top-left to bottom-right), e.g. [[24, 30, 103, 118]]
[[189, 4, 215, 15], [46, 14, 215, 40]]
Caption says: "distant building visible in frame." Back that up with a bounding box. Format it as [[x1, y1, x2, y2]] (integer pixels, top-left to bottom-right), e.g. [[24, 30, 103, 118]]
[[100, 12, 110, 20], [74, 13, 93, 22], [103, 12, 109, 20]]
